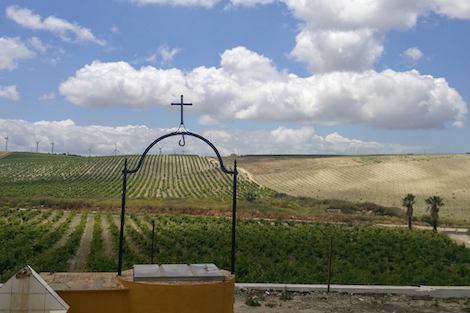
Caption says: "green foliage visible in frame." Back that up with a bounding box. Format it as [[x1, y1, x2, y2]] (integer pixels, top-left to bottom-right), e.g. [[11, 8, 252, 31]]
[[0, 153, 270, 201], [1, 209, 469, 286], [244, 192, 257, 202], [87, 213, 115, 271], [245, 295, 262, 307]]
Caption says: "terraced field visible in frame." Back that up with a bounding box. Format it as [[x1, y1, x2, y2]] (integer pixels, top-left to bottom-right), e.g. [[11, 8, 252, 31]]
[[0, 152, 268, 200], [1, 208, 469, 285], [235, 154, 470, 221]]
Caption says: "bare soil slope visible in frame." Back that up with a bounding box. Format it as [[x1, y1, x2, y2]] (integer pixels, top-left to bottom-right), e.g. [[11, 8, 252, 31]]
[[237, 154, 470, 221]]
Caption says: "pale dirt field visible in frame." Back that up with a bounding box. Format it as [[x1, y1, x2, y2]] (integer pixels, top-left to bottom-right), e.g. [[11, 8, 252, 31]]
[[235, 290, 470, 313], [238, 154, 470, 221]]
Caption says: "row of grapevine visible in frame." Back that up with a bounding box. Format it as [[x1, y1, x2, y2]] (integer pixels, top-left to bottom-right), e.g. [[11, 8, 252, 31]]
[[0, 153, 271, 200], [2, 208, 468, 285]]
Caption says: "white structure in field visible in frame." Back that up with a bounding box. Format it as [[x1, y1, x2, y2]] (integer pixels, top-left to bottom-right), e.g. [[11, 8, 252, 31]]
[[0, 266, 69, 313]]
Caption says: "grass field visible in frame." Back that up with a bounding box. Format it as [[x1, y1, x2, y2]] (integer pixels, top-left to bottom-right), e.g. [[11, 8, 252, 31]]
[[1, 207, 468, 285], [232, 154, 470, 222]]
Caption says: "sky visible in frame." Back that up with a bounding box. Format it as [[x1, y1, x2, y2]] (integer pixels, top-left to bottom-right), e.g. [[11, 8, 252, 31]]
[[0, 0, 469, 156]]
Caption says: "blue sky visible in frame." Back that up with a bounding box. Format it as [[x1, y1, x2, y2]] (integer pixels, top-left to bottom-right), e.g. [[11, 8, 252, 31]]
[[0, 0, 469, 155]]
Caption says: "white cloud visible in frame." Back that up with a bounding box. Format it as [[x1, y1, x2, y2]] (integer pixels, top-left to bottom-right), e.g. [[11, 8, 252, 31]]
[[130, 0, 220, 7], [433, 0, 470, 19], [403, 47, 424, 65], [0, 85, 20, 101], [6, 6, 106, 46], [0, 118, 407, 155], [230, 0, 470, 73], [229, 0, 274, 6], [28, 36, 47, 53], [60, 46, 467, 129], [0, 37, 35, 70], [146, 45, 181, 66], [39, 92, 56, 101]]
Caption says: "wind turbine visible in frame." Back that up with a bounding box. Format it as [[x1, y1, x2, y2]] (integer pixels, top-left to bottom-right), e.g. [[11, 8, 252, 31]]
[[4, 136, 8, 152], [35, 140, 41, 153], [50, 141, 55, 154], [113, 143, 121, 156]]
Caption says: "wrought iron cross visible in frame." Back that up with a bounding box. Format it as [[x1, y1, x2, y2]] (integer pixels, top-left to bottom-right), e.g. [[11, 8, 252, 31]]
[[171, 95, 192, 127]]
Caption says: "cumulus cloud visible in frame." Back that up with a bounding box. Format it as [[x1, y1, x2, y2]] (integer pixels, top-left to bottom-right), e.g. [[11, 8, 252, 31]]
[[403, 47, 424, 65], [230, 0, 470, 73], [0, 37, 35, 70], [60, 46, 467, 129], [6, 6, 105, 46], [130, 0, 220, 7], [0, 85, 19, 101], [0, 118, 407, 155]]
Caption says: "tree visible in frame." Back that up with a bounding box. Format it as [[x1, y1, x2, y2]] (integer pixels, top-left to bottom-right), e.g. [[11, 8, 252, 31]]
[[425, 196, 444, 232], [402, 194, 416, 230]]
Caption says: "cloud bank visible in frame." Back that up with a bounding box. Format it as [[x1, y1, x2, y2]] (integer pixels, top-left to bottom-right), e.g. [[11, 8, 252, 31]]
[[0, 119, 408, 156], [60, 46, 467, 129]]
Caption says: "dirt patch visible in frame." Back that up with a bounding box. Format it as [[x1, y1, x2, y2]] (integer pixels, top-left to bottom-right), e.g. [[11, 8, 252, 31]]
[[447, 234, 470, 248], [68, 214, 94, 271], [235, 290, 470, 313]]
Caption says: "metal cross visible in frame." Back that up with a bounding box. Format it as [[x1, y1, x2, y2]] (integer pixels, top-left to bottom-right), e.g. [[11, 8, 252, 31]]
[[171, 95, 192, 126]]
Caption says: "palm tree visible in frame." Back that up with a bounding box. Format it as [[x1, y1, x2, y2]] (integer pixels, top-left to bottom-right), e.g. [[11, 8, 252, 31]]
[[402, 194, 416, 230], [425, 196, 444, 232]]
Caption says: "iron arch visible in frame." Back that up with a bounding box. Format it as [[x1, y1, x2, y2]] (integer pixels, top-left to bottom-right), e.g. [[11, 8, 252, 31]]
[[117, 130, 238, 276]]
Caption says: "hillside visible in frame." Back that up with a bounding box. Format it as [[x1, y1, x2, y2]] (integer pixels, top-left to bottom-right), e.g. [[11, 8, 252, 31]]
[[0, 152, 267, 201], [233, 154, 470, 221]]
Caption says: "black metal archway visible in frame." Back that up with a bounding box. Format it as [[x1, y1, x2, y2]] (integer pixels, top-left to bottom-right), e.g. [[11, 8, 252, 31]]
[[117, 130, 238, 276]]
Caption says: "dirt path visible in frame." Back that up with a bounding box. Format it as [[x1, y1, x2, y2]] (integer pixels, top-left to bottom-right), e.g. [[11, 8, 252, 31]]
[[101, 215, 114, 260], [54, 212, 81, 248], [447, 234, 470, 248], [235, 290, 470, 313], [68, 214, 94, 271]]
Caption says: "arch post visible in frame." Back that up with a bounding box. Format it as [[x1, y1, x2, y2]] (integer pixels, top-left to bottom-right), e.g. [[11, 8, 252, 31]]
[[231, 160, 238, 274], [116, 131, 238, 277], [118, 158, 128, 276]]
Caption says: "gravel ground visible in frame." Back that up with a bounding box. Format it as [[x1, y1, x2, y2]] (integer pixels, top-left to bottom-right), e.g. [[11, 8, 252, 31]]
[[235, 290, 470, 313]]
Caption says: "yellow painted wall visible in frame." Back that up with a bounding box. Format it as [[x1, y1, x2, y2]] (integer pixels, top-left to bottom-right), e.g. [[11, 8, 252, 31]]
[[57, 290, 129, 313], [120, 277, 234, 313], [56, 277, 234, 313]]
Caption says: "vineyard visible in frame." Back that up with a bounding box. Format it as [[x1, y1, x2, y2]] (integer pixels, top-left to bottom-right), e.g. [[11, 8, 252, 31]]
[[0, 152, 268, 200], [234, 154, 470, 221], [0, 207, 469, 285]]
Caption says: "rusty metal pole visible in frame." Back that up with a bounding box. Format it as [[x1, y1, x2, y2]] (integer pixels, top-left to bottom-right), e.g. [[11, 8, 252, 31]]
[[118, 158, 128, 276], [231, 160, 238, 275]]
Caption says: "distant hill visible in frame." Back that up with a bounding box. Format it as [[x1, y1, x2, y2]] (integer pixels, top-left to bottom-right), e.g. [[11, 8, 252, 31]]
[[0, 152, 266, 200], [233, 154, 470, 221]]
